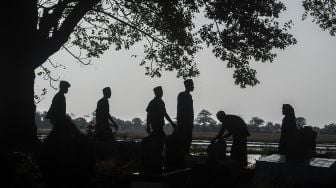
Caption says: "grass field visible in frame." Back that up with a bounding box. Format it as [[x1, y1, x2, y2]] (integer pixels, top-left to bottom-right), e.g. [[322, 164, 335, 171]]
[[113, 131, 336, 144], [193, 132, 336, 143], [38, 129, 336, 144]]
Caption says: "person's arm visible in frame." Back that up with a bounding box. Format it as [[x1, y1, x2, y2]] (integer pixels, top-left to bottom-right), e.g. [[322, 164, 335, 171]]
[[164, 112, 176, 129], [176, 93, 182, 122], [211, 124, 225, 143], [222, 132, 232, 138], [146, 112, 151, 134], [108, 114, 118, 130]]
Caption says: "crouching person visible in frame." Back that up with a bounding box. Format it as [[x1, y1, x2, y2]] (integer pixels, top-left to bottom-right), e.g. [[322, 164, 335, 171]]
[[211, 111, 250, 168]]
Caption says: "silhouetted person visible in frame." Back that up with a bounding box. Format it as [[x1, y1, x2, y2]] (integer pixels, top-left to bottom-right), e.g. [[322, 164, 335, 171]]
[[300, 126, 317, 160], [212, 111, 250, 167], [95, 87, 119, 142], [40, 81, 94, 188], [141, 86, 176, 174], [46, 80, 70, 126], [146, 86, 176, 134], [278, 104, 298, 157], [177, 79, 194, 156], [45, 80, 79, 136], [164, 79, 194, 170], [278, 104, 315, 163]]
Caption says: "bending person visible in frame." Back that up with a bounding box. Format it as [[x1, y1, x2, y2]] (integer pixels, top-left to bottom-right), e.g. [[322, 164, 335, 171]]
[[212, 111, 250, 167]]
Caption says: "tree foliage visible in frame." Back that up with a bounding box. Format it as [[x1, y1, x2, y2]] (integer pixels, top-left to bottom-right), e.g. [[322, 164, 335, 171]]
[[196, 109, 217, 126], [248, 116, 265, 132], [131, 117, 143, 127], [35, 0, 296, 88], [249, 116, 265, 127], [302, 0, 336, 36], [2, 1, 300, 149], [320, 123, 336, 134]]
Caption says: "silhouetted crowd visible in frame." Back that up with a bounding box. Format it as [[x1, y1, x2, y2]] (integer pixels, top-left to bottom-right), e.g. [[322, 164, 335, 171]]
[[38, 79, 317, 187]]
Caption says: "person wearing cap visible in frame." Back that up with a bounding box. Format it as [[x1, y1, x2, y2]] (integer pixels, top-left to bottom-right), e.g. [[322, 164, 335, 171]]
[[42, 81, 94, 187], [95, 87, 119, 141], [146, 86, 176, 134], [46, 80, 71, 125], [212, 111, 250, 167], [176, 79, 195, 155], [142, 86, 176, 174]]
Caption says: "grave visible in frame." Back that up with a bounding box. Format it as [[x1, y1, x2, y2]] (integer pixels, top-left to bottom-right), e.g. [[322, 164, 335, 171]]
[[253, 154, 336, 187]]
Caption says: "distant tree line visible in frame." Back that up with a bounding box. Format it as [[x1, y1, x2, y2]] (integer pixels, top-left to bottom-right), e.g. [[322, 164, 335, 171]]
[[35, 111, 146, 133], [35, 110, 336, 135]]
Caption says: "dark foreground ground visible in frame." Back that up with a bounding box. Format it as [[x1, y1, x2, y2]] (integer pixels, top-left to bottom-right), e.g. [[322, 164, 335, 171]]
[[1, 151, 253, 188], [2, 139, 336, 188]]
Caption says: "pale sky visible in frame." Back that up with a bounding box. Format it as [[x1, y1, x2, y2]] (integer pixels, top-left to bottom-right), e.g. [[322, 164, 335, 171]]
[[35, 0, 336, 127]]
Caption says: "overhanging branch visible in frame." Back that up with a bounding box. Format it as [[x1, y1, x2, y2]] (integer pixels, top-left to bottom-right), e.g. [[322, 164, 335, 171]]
[[63, 45, 92, 65], [40, 64, 59, 90], [37, 0, 100, 69], [92, 8, 169, 46]]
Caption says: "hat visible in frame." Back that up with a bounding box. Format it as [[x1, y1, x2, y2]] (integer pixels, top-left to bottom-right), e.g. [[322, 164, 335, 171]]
[[153, 86, 162, 94], [184, 79, 193, 86], [60, 80, 71, 88], [102, 87, 111, 94]]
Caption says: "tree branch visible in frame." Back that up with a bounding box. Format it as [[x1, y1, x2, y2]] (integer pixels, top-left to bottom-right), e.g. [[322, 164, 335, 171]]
[[203, 0, 222, 35], [35, 0, 100, 69], [40, 64, 59, 89], [47, 58, 65, 69], [92, 8, 168, 46], [38, 0, 71, 39], [63, 45, 92, 65]]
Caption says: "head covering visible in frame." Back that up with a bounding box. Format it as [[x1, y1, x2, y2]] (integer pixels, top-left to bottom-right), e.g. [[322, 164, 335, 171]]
[[153, 86, 162, 92], [184, 79, 193, 87], [102, 87, 111, 95], [283, 104, 295, 117], [153, 86, 162, 95], [59, 80, 71, 89]]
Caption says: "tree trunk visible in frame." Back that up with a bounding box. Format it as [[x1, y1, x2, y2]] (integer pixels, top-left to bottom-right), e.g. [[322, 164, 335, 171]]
[[1, 66, 39, 152], [0, 1, 99, 152], [0, 1, 40, 152]]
